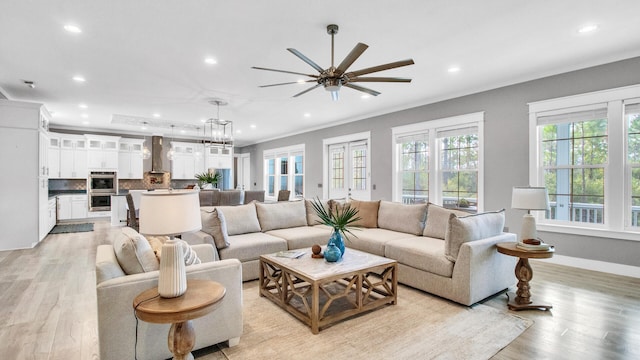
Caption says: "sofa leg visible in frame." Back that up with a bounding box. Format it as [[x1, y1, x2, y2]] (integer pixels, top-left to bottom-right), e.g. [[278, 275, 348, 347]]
[[228, 337, 240, 347]]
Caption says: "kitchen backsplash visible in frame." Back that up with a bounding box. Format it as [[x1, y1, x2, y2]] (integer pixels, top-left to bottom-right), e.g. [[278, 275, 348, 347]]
[[49, 173, 197, 192]]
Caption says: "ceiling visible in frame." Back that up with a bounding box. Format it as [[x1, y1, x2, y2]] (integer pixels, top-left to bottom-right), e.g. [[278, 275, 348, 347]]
[[2, 1, 640, 147]]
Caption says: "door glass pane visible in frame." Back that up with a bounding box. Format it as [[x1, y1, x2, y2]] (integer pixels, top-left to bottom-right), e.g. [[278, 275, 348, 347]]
[[331, 150, 344, 190], [352, 148, 366, 191]]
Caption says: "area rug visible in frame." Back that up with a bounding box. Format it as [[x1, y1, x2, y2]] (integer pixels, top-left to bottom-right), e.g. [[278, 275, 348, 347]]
[[201, 281, 532, 360], [49, 223, 94, 234]]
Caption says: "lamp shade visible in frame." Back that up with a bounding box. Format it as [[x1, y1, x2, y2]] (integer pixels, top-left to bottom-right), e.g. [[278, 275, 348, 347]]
[[139, 190, 202, 236], [511, 186, 550, 211]]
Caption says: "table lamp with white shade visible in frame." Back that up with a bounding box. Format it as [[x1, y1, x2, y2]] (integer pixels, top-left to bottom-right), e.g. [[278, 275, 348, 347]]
[[139, 190, 202, 298], [511, 186, 550, 243]]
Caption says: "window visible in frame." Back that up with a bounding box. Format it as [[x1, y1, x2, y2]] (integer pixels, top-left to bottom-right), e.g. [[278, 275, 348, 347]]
[[392, 112, 484, 212], [263, 144, 305, 200], [529, 84, 640, 239]]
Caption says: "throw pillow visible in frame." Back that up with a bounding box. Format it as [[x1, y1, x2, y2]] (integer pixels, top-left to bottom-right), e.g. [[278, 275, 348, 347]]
[[349, 199, 380, 228], [200, 207, 230, 249], [423, 203, 470, 239], [113, 227, 159, 275], [177, 240, 201, 265], [255, 201, 308, 231], [217, 202, 261, 235], [305, 199, 329, 226], [377, 201, 428, 235], [146, 235, 168, 261], [444, 209, 506, 262]]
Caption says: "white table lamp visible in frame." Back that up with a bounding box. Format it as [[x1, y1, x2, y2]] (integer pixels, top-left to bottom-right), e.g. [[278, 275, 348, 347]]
[[139, 190, 202, 298], [511, 186, 550, 242]]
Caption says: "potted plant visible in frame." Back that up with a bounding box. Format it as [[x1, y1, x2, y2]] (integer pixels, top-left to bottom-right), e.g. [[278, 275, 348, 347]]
[[310, 197, 361, 260], [195, 172, 220, 189]]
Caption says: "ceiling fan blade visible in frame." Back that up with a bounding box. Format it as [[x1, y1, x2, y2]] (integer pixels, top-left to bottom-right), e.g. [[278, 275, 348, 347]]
[[287, 48, 324, 73], [348, 77, 412, 83], [344, 83, 381, 96], [293, 83, 322, 97], [251, 66, 318, 78], [348, 59, 415, 77], [335, 43, 368, 75], [259, 80, 317, 88]]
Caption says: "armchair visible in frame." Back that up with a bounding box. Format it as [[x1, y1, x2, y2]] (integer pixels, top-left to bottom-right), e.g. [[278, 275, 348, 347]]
[[95, 243, 243, 360]]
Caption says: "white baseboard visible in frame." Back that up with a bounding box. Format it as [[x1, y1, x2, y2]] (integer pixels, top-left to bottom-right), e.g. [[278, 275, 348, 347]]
[[535, 255, 640, 278]]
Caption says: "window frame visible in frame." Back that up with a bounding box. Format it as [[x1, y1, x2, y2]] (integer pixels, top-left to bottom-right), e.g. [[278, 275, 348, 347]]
[[263, 144, 305, 201], [529, 84, 640, 241], [391, 112, 484, 212]]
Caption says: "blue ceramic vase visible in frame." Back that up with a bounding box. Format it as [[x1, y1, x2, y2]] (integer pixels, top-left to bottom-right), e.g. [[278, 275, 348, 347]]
[[328, 229, 345, 257], [324, 243, 342, 262]]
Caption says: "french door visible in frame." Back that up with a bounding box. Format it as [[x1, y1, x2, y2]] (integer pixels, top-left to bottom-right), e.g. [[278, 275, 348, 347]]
[[327, 140, 370, 200]]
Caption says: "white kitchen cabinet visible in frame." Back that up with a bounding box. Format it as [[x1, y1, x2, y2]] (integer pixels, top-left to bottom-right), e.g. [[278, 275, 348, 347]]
[[205, 146, 233, 170], [48, 197, 57, 231], [57, 194, 88, 221], [118, 138, 144, 179], [56, 134, 88, 178], [0, 100, 51, 249], [110, 195, 128, 227], [171, 141, 203, 179], [48, 135, 61, 178], [86, 135, 120, 170]]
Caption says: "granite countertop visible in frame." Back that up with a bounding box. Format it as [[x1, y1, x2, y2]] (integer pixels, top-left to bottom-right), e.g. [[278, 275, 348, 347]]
[[49, 190, 87, 197]]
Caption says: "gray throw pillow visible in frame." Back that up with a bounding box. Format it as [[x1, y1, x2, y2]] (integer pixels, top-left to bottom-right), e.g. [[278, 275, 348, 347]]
[[200, 208, 230, 249], [423, 203, 470, 239]]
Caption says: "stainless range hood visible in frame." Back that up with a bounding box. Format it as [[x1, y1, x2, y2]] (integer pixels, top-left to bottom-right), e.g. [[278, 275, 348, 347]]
[[150, 135, 167, 174]]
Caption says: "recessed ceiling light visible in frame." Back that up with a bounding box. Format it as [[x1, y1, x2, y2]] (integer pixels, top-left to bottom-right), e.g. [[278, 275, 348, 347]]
[[236, 129, 242, 134], [78, 103, 88, 109], [64, 24, 82, 33], [448, 66, 461, 73], [304, 113, 311, 118], [81, 113, 88, 119], [361, 94, 370, 99], [297, 79, 306, 84], [82, 121, 90, 125], [153, 113, 161, 118], [180, 130, 186, 134], [578, 24, 598, 33], [250, 124, 256, 129], [141, 125, 147, 130], [200, 118, 207, 123], [72, 75, 86, 82], [204, 57, 217, 65]]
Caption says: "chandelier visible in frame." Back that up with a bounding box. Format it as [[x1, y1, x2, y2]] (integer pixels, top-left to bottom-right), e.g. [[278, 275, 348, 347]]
[[206, 99, 233, 149]]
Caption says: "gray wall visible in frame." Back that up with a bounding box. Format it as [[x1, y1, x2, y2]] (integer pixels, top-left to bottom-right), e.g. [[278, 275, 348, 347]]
[[238, 57, 640, 267]]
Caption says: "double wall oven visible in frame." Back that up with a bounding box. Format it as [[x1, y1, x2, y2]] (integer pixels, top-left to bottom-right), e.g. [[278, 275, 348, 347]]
[[88, 171, 117, 211]]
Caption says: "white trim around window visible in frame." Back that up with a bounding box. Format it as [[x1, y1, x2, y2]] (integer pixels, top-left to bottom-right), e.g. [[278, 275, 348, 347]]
[[263, 144, 305, 201], [391, 112, 484, 211], [529, 83, 640, 241]]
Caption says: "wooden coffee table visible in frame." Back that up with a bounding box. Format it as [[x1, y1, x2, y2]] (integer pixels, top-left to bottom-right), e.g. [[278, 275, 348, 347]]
[[259, 247, 397, 334]]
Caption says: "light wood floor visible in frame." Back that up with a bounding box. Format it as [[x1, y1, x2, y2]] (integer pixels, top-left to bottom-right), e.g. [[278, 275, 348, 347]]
[[0, 220, 638, 359]]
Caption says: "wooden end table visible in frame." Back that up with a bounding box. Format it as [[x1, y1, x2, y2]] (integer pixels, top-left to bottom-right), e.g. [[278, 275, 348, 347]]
[[133, 279, 226, 360], [496, 242, 554, 311]]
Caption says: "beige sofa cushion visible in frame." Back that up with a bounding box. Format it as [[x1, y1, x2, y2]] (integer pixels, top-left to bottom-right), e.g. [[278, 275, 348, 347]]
[[255, 201, 308, 231], [266, 225, 333, 250], [346, 228, 420, 257], [305, 199, 329, 226], [384, 237, 454, 278], [218, 232, 288, 262], [200, 207, 230, 249], [113, 227, 159, 275], [423, 203, 470, 239], [217, 202, 261, 235], [444, 209, 506, 262], [349, 199, 380, 228], [377, 201, 428, 235]]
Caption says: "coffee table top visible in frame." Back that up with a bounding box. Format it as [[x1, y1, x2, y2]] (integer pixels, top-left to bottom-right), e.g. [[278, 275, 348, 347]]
[[261, 247, 396, 281]]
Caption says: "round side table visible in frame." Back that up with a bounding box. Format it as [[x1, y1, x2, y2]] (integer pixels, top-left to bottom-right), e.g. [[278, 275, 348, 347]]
[[133, 279, 226, 360], [496, 242, 554, 311]]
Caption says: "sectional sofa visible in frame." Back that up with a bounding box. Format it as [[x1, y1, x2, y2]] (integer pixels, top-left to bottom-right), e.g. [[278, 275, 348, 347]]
[[182, 199, 517, 306]]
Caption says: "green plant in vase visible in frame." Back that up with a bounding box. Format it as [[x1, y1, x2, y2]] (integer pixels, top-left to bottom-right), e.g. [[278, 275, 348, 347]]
[[195, 172, 220, 189], [310, 197, 360, 259]]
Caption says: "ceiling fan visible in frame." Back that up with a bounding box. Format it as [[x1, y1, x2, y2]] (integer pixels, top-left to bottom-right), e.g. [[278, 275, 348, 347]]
[[252, 24, 414, 101]]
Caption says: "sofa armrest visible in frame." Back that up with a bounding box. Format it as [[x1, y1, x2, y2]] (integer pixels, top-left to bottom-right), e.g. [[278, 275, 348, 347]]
[[451, 233, 517, 305], [192, 244, 216, 263], [182, 231, 220, 261]]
